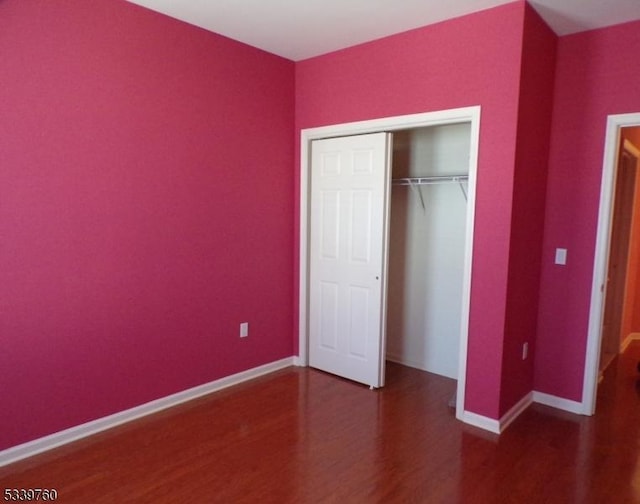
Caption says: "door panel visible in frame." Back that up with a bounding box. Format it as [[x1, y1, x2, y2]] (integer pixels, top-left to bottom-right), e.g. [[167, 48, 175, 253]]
[[309, 133, 391, 388]]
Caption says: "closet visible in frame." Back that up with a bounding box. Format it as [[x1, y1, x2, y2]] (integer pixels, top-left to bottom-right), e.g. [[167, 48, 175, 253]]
[[303, 107, 479, 393], [386, 123, 470, 380]]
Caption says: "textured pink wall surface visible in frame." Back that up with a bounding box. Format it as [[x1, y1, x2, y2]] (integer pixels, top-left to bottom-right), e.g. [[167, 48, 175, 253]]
[[8, 0, 636, 452], [535, 19, 640, 401], [500, 4, 557, 416], [0, 0, 295, 450], [295, 2, 526, 419]]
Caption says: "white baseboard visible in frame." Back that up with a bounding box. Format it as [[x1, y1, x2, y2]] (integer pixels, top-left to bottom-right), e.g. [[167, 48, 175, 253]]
[[532, 390, 585, 415], [459, 410, 500, 434], [460, 392, 533, 435], [0, 357, 294, 468], [461, 390, 587, 435], [386, 354, 457, 380], [386, 354, 427, 372], [621, 333, 640, 354], [500, 392, 533, 432]]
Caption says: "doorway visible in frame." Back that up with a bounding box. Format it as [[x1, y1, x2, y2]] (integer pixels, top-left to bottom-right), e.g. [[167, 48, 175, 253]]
[[599, 138, 640, 375], [298, 107, 480, 419], [584, 114, 640, 414]]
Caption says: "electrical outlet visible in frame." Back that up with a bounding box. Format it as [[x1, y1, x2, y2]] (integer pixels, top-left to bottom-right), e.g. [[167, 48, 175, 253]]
[[522, 342, 528, 360], [240, 322, 249, 338]]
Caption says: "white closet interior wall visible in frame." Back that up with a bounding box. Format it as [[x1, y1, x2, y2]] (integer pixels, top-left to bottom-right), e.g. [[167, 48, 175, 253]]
[[386, 123, 471, 379]]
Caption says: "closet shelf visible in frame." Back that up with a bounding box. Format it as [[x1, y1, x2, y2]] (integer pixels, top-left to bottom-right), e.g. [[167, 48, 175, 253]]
[[391, 175, 468, 186], [392, 174, 469, 205]]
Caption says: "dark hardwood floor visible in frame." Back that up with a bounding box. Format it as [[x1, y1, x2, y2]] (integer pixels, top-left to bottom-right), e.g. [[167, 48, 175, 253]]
[[3, 344, 640, 503]]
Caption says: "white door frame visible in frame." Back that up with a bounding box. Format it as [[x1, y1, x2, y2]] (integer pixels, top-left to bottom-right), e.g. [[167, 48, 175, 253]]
[[298, 106, 481, 419], [583, 112, 640, 415]]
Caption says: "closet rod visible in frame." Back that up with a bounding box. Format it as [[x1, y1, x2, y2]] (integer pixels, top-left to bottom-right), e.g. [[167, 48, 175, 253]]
[[391, 175, 468, 186]]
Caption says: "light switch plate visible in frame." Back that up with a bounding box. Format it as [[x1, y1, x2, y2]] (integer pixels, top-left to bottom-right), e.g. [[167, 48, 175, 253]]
[[555, 248, 567, 265]]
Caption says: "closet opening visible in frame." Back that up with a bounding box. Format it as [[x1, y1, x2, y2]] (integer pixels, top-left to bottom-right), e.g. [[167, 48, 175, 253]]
[[298, 107, 480, 422], [387, 124, 470, 383]]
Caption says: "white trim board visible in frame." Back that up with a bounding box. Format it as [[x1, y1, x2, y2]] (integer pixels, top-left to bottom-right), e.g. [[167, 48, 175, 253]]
[[500, 392, 534, 432], [583, 112, 640, 416], [460, 410, 501, 434], [299, 106, 481, 429], [0, 357, 294, 468], [461, 389, 589, 435], [460, 392, 533, 435], [533, 391, 584, 415]]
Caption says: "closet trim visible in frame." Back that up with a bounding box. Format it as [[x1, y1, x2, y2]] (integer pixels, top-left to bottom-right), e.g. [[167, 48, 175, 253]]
[[298, 106, 481, 426]]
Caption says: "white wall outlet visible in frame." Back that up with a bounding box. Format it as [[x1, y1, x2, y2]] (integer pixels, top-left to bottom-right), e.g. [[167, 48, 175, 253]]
[[240, 322, 249, 338], [555, 248, 567, 265], [522, 342, 528, 360]]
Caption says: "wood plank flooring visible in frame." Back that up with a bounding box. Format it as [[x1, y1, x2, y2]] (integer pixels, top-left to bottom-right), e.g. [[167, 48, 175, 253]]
[[3, 344, 640, 503]]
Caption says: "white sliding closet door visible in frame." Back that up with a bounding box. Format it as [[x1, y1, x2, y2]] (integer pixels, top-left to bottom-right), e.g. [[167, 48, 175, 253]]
[[309, 132, 392, 388]]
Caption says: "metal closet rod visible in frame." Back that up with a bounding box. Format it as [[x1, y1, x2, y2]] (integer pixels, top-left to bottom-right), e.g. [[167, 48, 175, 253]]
[[392, 174, 469, 206], [391, 174, 468, 186]]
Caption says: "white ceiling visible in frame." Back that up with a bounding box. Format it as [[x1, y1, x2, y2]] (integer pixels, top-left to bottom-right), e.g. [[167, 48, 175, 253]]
[[125, 0, 640, 61]]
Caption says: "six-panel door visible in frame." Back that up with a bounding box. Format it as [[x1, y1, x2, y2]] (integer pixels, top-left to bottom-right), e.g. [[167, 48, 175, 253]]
[[309, 132, 391, 388]]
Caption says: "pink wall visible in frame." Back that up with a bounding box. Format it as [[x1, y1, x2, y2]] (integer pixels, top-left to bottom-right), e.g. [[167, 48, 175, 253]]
[[535, 20, 640, 400], [296, 2, 527, 419], [0, 0, 295, 450], [7, 0, 635, 452], [500, 4, 557, 415]]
